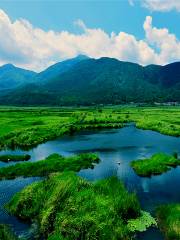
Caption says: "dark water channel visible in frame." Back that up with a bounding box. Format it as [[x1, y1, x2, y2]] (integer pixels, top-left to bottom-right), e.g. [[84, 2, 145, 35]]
[[0, 125, 180, 239]]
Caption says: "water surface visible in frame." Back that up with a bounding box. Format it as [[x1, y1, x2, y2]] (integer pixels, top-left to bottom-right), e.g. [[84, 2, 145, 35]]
[[0, 125, 180, 239]]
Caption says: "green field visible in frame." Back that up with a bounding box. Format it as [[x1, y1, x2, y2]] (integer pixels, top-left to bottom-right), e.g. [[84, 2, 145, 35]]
[[0, 106, 180, 150]]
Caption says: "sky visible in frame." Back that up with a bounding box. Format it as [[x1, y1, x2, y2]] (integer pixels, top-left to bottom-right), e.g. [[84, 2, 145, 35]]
[[0, 0, 179, 72]]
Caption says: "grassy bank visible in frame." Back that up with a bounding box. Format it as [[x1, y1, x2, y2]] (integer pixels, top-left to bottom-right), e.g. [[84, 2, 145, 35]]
[[0, 106, 180, 150], [156, 203, 180, 240], [0, 154, 30, 162], [0, 153, 99, 179], [0, 224, 17, 240], [131, 153, 180, 177], [0, 107, 125, 150], [6, 171, 143, 239]]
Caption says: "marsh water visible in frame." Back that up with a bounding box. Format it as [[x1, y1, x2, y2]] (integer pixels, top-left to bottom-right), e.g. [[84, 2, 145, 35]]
[[0, 125, 180, 239]]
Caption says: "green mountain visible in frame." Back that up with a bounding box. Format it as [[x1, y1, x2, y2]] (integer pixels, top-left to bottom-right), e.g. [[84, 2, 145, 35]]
[[1, 57, 180, 106], [0, 64, 36, 90], [32, 55, 89, 84]]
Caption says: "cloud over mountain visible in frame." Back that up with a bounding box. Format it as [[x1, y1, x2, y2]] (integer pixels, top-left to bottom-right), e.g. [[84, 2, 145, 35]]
[[0, 9, 179, 71]]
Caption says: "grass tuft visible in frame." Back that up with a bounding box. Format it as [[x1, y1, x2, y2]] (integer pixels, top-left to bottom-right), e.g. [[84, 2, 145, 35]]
[[156, 203, 180, 240], [7, 172, 141, 240], [0, 224, 17, 240]]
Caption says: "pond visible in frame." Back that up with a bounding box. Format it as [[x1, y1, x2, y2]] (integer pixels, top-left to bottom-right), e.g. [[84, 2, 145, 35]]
[[0, 125, 180, 239]]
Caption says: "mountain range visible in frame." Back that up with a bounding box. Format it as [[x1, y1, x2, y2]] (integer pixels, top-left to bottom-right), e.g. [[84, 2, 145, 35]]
[[0, 64, 36, 90], [0, 56, 180, 106]]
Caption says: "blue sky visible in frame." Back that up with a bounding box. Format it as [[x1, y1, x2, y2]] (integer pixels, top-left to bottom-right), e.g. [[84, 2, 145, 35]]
[[1, 0, 179, 38], [0, 0, 179, 71]]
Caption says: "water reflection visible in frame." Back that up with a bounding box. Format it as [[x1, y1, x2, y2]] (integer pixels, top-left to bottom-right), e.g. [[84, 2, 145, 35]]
[[0, 125, 180, 239]]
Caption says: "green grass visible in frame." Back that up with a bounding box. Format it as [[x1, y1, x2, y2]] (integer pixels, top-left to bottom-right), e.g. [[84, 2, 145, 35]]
[[156, 203, 180, 240], [0, 153, 99, 179], [6, 171, 143, 240], [0, 154, 30, 162], [0, 106, 180, 150], [0, 107, 124, 150], [0, 224, 17, 240], [131, 153, 180, 177], [0, 106, 176, 239]]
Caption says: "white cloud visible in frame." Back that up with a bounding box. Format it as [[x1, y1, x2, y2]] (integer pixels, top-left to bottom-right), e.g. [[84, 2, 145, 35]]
[[142, 0, 180, 12], [144, 16, 180, 63], [0, 9, 179, 71]]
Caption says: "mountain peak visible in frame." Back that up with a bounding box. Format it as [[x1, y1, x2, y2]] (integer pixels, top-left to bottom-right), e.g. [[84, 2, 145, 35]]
[[1, 63, 15, 69], [1, 58, 180, 105], [0, 63, 36, 90], [74, 54, 89, 60]]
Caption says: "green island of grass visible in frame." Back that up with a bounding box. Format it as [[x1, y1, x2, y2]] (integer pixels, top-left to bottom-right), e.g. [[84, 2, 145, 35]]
[[0, 154, 31, 162], [156, 203, 180, 240], [0, 224, 17, 240], [131, 153, 180, 177], [6, 171, 156, 240], [0, 153, 99, 179]]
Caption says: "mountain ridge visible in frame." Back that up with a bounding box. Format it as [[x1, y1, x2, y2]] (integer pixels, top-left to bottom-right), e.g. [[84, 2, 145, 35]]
[[0, 63, 37, 90], [0, 56, 180, 106]]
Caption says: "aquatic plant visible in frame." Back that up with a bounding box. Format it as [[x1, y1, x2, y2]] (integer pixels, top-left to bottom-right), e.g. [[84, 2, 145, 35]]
[[131, 153, 180, 177], [127, 211, 157, 232]]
